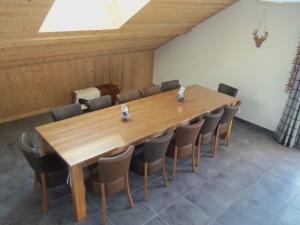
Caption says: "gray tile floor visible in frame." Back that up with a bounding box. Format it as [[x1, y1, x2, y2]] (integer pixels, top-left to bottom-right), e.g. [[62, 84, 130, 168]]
[[1, 113, 300, 225]]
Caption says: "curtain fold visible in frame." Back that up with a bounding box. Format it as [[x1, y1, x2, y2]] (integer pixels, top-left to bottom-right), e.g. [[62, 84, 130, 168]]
[[275, 64, 300, 148]]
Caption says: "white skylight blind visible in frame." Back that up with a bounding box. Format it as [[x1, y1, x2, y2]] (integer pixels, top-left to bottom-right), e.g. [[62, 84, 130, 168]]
[[39, 0, 150, 33]]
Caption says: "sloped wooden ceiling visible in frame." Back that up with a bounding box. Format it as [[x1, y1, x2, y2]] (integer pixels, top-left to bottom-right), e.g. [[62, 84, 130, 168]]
[[0, 0, 237, 68]]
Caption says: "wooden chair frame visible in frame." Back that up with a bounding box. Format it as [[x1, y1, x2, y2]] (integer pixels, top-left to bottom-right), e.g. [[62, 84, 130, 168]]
[[143, 156, 168, 201]]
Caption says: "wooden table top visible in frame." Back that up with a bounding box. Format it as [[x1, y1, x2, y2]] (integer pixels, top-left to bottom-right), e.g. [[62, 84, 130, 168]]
[[36, 85, 238, 166]]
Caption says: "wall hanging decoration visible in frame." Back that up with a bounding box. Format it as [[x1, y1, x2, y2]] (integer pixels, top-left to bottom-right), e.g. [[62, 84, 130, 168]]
[[253, 9, 269, 48]]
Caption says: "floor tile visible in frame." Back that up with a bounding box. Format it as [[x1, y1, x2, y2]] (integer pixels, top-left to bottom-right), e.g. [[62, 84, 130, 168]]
[[144, 216, 169, 225], [276, 205, 300, 225], [216, 197, 281, 225], [0, 180, 42, 225], [159, 197, 211, 225], [49, 195, 99, 225], [242, 174, 300, 213], [270, 162, 300, 187], [107, 194, 154, 225], [135, 178, 182, 213], [7, 213, 57, 225], [169, 162, 207, 195], [187, 159, 264, 217], [76, 212, 114, 225], [291, 192, 300, 210]]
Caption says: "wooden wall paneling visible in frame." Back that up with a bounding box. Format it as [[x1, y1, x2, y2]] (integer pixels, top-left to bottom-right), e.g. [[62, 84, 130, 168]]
[[0, 50, 154, 123]]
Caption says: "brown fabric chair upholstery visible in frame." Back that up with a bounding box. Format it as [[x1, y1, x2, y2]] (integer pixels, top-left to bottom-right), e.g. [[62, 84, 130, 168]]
[[167, 119, 204, 178], [19, 132, 68, 212], [116, 90, 141, 104], [86, 95, 112, 112], [139, 85, 161, 97], [131, 129, 173, 200], [160, 80, 180, 92], [197, 108, 224, 163], [218, 83, 238, 97], [90, 146, 135, 225], [51, 103, 82, 121], [218, 101, 241, 146]]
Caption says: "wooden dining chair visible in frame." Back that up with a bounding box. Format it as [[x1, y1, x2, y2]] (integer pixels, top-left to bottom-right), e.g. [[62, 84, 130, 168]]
[[167, 119, 204, 178], [116, 90, 142, 104], [51, 103, 82, 121], [139, 85, 161, 97], [86, 95, 112, 112], [89, 145, 135, 225], [160, 80, 180, 92], [18, 132, 68, 212], [218, 101, 241, 146], [218, 83, 238, 97], [131, 129, 173, 200], [196, 109, 224, 164]]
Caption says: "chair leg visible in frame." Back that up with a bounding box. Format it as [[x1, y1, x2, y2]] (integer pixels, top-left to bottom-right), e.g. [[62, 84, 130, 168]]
[[101, 183, 107, 225], [210, 135, 215, 158], [144, 163, 148, 201], [212, 126, 220, 158], [33, 173, 38, 194], [40, 173, 48, 213], [196, 135, 202, 167], [226, 120, 233, 146], [172, 146, 178, 179], [125, 172, 134, 208], [162, 156, 168, 187], [191, 145, 196, 172]]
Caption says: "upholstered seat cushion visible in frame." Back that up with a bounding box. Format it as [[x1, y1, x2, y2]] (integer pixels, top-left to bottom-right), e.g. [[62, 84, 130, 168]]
[[40, 154, 68, 188]]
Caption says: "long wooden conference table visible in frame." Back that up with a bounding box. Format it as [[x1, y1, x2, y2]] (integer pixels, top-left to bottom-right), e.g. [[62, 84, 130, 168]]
[[36, 84, 238, 221]]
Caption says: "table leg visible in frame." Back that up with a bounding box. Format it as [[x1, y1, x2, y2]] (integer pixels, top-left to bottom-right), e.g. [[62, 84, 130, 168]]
[[70, 165, 87, 221]]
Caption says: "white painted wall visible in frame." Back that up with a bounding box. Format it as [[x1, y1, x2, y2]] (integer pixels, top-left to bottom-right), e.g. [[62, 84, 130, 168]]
[[153, 0, 300, 131]]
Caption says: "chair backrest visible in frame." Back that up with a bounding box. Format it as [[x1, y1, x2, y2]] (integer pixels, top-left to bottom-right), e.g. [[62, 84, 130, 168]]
[[175, 119, 204, 147], [51, 103, 82, 121], [116, 90, 141, 104], [160, 80, 180, 92], [201, 108, 224, 134], [139, 85, 161, 97], [97, 145, 134, 184], [144, 129, 174, 163], [86, 95, 112, 112], [218, 83, 238, 97], [18, 132, 43, 173], [219, 101, 241, 124]]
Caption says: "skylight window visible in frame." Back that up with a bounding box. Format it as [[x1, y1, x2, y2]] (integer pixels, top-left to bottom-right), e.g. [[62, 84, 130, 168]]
[[260, 0, 300, 3], [39, 0, 150, 33]]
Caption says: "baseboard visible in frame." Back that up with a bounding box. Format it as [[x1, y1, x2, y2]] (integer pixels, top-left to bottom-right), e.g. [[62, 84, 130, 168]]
[[234, 117, 274, 134], [0, 107, 55, 124]]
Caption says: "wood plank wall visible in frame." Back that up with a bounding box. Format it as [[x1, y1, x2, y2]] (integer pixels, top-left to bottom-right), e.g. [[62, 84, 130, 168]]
[[0, 50, 154, 123]]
